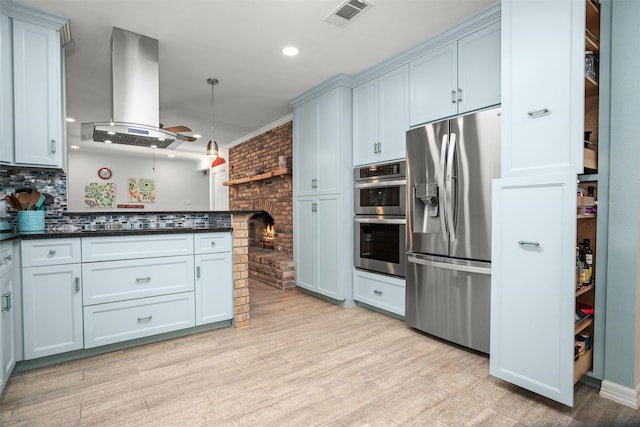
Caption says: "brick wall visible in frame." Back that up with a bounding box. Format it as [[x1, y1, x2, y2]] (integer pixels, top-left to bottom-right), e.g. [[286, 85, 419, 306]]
[[229, 121, 293, 254]]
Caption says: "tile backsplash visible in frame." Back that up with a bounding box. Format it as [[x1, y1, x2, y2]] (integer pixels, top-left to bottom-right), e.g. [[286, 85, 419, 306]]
[[0, 167, 231, 230]]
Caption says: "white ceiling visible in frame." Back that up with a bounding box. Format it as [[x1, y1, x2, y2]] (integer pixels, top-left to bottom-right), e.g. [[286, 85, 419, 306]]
[[14, 0, 495, 159]]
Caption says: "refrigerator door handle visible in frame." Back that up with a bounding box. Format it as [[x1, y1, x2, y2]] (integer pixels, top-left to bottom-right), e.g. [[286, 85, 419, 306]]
[[445, 132, 458, 243], [439, 133, 449, 242], [407, 253, 491, 275]]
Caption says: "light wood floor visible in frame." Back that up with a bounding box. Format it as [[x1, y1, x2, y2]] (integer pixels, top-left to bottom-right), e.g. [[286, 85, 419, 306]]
[[2, 280, 639, 426]]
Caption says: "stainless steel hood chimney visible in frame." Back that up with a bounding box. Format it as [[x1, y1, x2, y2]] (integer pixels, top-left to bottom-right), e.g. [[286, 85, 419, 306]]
[[81, 27, 186, 149]]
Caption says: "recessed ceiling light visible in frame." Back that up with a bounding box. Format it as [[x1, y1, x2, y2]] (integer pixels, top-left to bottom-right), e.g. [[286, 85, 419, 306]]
[[66, 117, 75, 122], [282, 46, 299, 57], [168, 154, 175, 158], [70, 145, 80, 149], [104, 140, 112, 144], [193, 134, 202, 139]]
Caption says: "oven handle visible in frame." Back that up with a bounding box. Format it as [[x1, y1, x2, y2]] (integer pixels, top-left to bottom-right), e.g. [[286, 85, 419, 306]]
[[354, 179, 407, 189], [354, 217, 406, 225]]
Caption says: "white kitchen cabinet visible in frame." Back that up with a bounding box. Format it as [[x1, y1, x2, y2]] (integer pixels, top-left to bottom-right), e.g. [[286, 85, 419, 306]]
[[293, 85, 350, 196], [194, 232, 233, 326], [294, 195, 346, 300], [0, 12, 13, 165], [0, 241, 15, 394], [409, 22, 500, 127], [501, 0, 584, 177], [84, 292, 195, 349], [353, 65, 409, 166], [22, 262, 83, 359], [491, 174, 577, 406], [81, 234, 194, 262], [12, 18, 64, 168], [353, 269, 405, 316], [293, 81, 353, 304]]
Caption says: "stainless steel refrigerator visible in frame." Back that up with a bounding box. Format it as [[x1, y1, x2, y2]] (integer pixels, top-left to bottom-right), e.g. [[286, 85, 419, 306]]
[[405, 106, 500, 353]]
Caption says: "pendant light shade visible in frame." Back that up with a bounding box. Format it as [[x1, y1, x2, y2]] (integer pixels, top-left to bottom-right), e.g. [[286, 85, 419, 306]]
[[206, 78, 219, 158]]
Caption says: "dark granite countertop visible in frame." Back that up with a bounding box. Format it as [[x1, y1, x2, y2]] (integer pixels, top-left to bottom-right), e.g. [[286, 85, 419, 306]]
[[0, 227, 233, 241]]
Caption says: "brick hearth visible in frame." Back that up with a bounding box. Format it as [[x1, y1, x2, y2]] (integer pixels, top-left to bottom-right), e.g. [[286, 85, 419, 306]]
[[229, 121, 295, 291]]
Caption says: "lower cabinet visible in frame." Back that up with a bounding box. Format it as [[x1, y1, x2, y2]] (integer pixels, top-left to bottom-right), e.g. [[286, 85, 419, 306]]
[[0, 241, 15, 393], [84, 292, 195, 348], [353, 269, 405, 316], [19, 232, 233, 362], [22, 263, 83, 359], [490, 173, 577, 406], [195, 252, 233, 325]]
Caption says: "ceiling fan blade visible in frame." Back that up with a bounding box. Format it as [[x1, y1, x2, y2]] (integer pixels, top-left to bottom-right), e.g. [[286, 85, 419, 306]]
[[164, 125, 191, 133]]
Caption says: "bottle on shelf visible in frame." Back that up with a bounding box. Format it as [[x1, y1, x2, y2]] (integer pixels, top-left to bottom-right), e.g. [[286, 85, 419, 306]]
[[580, 238, 594, 285]]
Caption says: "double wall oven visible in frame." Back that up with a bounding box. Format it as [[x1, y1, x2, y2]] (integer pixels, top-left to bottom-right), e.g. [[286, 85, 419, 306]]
[[354, 161, 406, 278]]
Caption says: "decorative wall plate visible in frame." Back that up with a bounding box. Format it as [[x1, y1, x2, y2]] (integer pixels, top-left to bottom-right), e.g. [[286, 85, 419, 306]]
[[98, 167, 112, 180]]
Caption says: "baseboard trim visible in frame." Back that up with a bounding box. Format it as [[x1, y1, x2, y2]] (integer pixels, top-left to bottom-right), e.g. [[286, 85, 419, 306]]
[[599, 380, 640, 409]]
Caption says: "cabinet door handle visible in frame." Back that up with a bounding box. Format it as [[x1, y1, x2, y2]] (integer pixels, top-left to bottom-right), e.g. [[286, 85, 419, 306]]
[[527, 108, 551, 118], [135, 276, 151, 283], [74, 276, 80, 292], [373, 143, 377, 154], [4, 255, 11, 261], [49, 249, 56, 255], [1, 291, 11, 311], [311, 179, 318, 189], [451, 90, 457, 104], [518, 240, 541, 247], [51, 139, 56, 153], [377, 142, 382, 153], [457, 88, 463, 102], [312, 203, 317, 212], [196, 266, 201, 279], [137, 315, 153, 322], [373, 290, 383, 296]]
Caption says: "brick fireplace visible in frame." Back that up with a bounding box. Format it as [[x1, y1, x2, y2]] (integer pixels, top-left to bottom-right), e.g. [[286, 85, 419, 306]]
[[229, 121, 295, 291]]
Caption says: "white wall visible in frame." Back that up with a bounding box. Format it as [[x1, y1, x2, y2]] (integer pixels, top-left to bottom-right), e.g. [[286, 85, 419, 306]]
[[67, 149, 210, 212]]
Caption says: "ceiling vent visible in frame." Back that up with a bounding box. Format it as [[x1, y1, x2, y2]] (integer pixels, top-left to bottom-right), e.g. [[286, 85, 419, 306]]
[[325, 0, 374, 28]]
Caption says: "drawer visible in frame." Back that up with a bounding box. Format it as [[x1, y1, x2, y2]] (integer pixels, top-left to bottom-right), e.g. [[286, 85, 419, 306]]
[[82, 234, 194, 262], [354, 269, 405, 316], [83, 292, 195, 348], [82, 255, 194, 305], [0, 241, 12, 275], [21, 238, 81, 267], [193, 232, 231, 254]]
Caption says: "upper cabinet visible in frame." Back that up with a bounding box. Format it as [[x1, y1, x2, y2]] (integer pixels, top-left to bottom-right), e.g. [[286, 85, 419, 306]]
[[293, 85, 352, 197], [410, 22, 501, 127], [353, 65, 409, 166], [0, 2, 66, 169], [0, 12, 13, 164], [12, 19, 63, 168], [500, 0, 584, 177]]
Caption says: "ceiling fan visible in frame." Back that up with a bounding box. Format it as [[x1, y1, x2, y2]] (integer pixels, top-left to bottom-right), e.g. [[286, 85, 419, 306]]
[[159, 124, 197, 142]]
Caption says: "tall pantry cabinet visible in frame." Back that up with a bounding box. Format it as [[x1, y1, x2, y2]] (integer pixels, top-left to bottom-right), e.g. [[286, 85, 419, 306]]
[[490, 0, 608, 407], [292, 78, 354, 304]]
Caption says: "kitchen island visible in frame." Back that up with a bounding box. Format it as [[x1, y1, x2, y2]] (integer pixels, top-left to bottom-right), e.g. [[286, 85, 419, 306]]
[[0, 211, 257, 380]]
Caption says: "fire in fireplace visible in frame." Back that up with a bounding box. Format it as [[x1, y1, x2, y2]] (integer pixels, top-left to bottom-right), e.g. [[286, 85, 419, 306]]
[[262, 224, 275, 249], [249, 212, 276, 250]]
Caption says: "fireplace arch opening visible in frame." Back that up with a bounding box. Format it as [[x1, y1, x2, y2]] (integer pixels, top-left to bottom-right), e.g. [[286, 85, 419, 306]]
[[249, 212, 275, 249]]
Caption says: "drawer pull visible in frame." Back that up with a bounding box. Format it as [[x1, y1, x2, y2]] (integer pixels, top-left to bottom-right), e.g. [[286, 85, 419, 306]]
[[374, 290, 383, 296], [135, 276, 151, 283], [1, 291, 11, 311], [74, 276, 80, 292], [527, 108, 550, 118], [137, 315, 153, 322], [4, 254, 11, 261], [518, 240, 541, 247], [49, 249, 56, 255]]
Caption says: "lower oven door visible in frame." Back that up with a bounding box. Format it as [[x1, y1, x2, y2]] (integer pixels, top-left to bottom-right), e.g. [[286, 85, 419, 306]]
[[354, 216, 406, 277]]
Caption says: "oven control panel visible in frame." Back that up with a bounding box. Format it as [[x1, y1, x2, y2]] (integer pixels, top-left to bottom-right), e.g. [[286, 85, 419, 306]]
[[355, 161, 406, 182]]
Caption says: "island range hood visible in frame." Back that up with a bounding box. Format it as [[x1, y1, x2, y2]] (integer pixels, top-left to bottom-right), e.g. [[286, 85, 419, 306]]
[[81, 27, 187, 149]]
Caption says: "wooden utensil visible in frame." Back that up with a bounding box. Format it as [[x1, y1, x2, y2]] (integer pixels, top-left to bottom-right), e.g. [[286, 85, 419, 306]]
[[28, 190, 40, 210], [5, 195, 19, 210], [17, 192, 30, 210]]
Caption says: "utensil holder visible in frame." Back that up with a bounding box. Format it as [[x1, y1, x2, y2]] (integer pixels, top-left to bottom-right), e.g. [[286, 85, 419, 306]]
[[17, 210, 45, 233]]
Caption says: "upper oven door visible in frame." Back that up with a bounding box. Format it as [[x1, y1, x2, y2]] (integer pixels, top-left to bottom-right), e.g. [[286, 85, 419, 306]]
[[354, 179, 407, 216]]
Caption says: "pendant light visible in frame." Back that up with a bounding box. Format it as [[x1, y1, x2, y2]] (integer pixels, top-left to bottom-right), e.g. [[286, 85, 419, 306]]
[[206, 78, 219, 158]]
